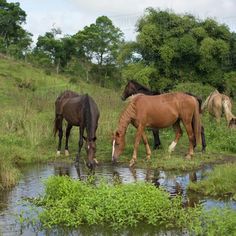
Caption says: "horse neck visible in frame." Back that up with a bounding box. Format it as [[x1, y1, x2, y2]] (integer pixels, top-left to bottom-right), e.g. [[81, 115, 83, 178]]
[[117, 102, 135, 136], [83, 95, 94, 139]]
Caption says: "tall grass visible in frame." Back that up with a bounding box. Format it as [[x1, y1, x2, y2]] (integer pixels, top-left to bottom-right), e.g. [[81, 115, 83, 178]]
[[0, 56, 236, 187], [188, 163, 236, 199]]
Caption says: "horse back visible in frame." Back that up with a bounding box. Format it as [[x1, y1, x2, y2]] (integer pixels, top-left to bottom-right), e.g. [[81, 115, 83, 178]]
[[133, 93, 197, 128]]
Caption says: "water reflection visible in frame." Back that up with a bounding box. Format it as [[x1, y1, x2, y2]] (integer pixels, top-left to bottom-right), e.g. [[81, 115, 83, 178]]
[[0, 162, 235, 235]]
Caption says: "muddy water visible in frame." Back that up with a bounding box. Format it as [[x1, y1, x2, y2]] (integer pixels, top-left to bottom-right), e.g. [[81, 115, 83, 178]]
[[0, 162, 235, 235]]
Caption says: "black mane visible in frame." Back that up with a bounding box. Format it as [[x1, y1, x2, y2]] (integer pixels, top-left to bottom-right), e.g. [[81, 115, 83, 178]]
[[129, 80, 159, 95]]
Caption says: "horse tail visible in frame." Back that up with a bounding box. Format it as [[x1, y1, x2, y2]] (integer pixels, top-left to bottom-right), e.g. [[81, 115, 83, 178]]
[[53, 113, 62, 137], [193, 100, 202, 145]]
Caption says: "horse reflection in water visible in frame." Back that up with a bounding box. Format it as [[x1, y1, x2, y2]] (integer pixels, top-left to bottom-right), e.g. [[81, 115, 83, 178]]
[[53, 90, 100, 169]]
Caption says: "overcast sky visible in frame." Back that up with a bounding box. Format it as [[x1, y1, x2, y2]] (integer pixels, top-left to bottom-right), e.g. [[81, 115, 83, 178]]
[[9, 0, 236, 42]]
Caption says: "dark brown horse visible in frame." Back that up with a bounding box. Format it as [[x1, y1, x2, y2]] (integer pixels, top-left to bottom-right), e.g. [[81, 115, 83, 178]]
[[121, 80, 206, 151], [54, 90, 100, 169], [112, 93, 202, 167]]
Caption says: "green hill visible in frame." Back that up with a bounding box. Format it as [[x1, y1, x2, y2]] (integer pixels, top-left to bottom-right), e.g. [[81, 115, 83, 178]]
[[1, 57, 236, 189], [0, 57, 123, 187]]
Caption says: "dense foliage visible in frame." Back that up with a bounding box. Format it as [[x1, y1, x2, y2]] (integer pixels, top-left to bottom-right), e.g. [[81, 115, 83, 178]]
[[27, 176, 236, 235], [123, 8, 236, 92], [1, 1, 236, 91]]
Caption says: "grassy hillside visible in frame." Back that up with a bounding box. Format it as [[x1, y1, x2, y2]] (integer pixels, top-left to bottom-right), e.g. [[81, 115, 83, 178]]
[[0, 57, 236, 188]]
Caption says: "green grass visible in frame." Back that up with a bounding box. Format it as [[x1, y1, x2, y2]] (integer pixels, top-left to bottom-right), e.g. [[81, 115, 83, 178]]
[[0, 56, 236, 188], [188, 163, 236, 200], [24, 176, 236, 235]]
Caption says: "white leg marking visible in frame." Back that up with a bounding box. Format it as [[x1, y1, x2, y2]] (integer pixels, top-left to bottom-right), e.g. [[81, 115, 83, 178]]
[[168, 141, 177, 153], [56, 151, 61, 156], [65, 150, 69, 156], [112, 140, 115, 160]]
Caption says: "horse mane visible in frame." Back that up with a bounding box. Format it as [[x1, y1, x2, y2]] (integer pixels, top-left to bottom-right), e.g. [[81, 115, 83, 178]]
[[56, 90, 79, 101], [118, 97, 137, 134], [83, 94, 93, 140], [129, 80, 159, 95]]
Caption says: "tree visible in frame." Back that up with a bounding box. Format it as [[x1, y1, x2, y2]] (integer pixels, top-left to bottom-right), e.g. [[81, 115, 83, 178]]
[[75, 16, 124, 65], [73, 16, 124, 85], [122, 8, 236, 91], [34, 29, 76, 73], [0, 0, 32, 57]]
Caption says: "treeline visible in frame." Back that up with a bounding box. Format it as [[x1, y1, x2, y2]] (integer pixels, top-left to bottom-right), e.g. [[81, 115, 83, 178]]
[[1, 1, 236, 95]]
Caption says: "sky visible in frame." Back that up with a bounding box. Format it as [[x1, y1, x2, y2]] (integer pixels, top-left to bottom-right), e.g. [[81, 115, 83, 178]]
[[9, 0, 236, 43]]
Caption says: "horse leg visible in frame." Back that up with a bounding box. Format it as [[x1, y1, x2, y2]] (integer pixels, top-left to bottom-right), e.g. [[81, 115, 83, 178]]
[[65, 123, 72, 156], [57, 119, 63, 156], [130, 125, 144, 167], [183, 122, 195, 159], [142, 132, 151, 160], [76, 126, 84, 163], [201, 126, 206, 152], [152, 128, 161, 150], [168, 120, 182, 153]]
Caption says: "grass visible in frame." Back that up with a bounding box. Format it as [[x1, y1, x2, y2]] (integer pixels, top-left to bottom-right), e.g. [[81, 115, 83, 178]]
[[188, 163, 236, 200], [23, 176, 236, 235], [0, 56, 236, 188]]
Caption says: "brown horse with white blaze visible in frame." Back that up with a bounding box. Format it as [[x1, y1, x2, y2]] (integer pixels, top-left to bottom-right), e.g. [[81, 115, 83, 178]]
[[112, 93, 202, 167]]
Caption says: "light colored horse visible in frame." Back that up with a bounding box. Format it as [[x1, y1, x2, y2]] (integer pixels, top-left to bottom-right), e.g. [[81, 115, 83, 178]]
[[202, 90, 236, 127], [112, 93, 202, 167]]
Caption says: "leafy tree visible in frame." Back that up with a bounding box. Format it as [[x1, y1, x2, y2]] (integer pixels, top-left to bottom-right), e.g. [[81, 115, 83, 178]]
[[121, 8, 236, 91], [34, 29, 76, 73], [75, 16, 124, 65], [0, 0, 32, 57]]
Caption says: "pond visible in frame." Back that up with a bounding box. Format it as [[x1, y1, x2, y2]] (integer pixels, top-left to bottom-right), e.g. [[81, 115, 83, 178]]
[[0, 161, 235, 235]]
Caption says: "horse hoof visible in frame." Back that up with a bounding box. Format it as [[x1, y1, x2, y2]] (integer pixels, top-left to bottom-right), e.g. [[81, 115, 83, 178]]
[[129, 159, 135, 167], [94, 158, 99, 165], [65, 150, 69, 156], [185, 154, 192, 160], [56, 151, 61, 156]]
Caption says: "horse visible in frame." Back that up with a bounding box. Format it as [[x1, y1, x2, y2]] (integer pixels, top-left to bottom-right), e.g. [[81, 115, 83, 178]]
[[121, 80, 206, 151], [54, 90, 100, 169], [122, 80, 162, 150], [202, 90, 236, 128], [112, 92, 202, 167]]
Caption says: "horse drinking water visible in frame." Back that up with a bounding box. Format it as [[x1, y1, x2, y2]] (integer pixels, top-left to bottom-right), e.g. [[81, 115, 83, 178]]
[[54, 90, 100, 169], [112, 92, 202, 167]]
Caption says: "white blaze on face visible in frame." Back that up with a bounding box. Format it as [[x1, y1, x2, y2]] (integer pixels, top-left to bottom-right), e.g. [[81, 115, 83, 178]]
[[112, 140, 115, 160]]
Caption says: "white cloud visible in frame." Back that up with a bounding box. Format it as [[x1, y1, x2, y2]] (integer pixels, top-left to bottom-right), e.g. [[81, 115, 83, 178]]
[[10, 0, 236, 43]]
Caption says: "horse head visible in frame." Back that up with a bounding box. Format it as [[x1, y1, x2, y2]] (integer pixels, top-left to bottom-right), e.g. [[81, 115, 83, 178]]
[[83, 136, 98, 169], [229, 118, 236, 129], [121, 81, 137, 101], [112, 130, 125, 163]]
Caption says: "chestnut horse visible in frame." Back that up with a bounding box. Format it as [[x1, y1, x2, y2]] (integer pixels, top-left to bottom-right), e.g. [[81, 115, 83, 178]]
[[112, 93, 202, 167], [121, 80, 161, 149], [202, 90, 236, 128], [121, 80, 206, 151], [54, 90, 100, 169]]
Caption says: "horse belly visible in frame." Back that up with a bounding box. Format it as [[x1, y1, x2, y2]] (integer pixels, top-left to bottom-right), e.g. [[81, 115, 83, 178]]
[[146, 108, 178, 128]]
